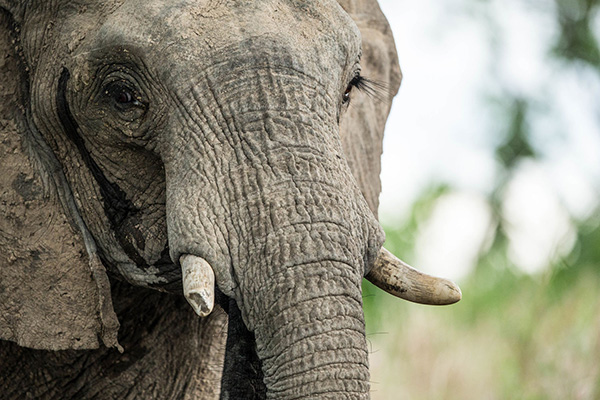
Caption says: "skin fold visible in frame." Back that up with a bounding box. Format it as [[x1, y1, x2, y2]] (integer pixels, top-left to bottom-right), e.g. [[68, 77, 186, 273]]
[[0, 0, 402, 398]]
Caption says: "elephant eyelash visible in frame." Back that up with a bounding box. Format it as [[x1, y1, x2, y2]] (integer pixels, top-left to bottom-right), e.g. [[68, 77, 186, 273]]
[[349, 75, 387, 100], [343, 75, 387, 105]]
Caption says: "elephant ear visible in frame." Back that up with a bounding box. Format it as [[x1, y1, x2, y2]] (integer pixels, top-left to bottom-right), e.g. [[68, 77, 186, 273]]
[[0, 8, 120, 350], [338, 0, 402, 218]]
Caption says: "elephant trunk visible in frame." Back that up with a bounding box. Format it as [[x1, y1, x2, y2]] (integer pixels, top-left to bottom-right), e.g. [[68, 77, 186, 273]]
[[239, 234, 371, 398]]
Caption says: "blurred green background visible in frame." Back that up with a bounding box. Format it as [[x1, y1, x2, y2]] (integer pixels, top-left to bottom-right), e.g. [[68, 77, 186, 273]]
[[364, 1, 600, 398]]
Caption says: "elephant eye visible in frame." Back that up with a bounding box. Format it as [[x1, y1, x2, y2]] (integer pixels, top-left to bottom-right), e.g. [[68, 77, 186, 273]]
[[342, 85, 353, 104], [116, 90, 134, 104], [100, 80, 147, 125], [104, 81, 144, 111]]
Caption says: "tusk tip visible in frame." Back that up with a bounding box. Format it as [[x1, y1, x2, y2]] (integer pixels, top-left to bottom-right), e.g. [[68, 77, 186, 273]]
[[438, 279, 462, 305], [185, 289, 214, 317], [180, 254, 216, 317]]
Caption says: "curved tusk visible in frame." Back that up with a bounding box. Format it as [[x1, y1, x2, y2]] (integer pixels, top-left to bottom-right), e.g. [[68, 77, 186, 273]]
[[366, 248, 462, 305], [180, 254, 215, 317]]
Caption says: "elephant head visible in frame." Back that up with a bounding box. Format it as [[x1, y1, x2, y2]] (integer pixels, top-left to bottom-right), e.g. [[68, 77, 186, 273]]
[[0, 0, 460, 398]]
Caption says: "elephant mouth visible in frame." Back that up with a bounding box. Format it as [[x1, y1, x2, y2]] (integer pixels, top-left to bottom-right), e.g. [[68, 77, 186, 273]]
[[179, 254, 267, 398], [220, 297, 267, 399]]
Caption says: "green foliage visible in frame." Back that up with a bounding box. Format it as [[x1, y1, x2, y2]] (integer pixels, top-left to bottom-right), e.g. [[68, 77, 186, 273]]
[[493, 97, 536, 170], [364, 0, 600, 397], [566, 211, 600, 270], [553, 0, 600, 70], [366, 223, 600, 399]]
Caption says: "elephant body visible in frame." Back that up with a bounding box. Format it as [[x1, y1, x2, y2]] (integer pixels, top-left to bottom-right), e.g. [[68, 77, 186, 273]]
[[0, 1, 414, 398]]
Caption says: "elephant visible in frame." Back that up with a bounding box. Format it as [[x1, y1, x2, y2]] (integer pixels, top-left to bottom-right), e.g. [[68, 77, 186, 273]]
[[0, 0, 461, 398]]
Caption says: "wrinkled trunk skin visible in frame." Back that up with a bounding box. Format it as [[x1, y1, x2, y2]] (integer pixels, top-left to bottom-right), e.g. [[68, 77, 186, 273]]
[[0, 279, 227, 399], [219, 236, 371, 399], [164, 59, 383, 397], [253, 259, 370, 398]]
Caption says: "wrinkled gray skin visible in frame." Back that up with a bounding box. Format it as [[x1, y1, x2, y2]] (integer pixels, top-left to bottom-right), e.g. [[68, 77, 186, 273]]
[[0, 0, 401, 398]]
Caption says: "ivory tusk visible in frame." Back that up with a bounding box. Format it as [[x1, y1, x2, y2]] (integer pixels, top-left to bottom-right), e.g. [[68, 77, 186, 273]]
[[366, 248, 462, 305], [180, 254, 215, 317]]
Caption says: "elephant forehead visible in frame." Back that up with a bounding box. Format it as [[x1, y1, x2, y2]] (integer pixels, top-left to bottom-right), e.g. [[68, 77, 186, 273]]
[[89, 0, 360, 78]]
